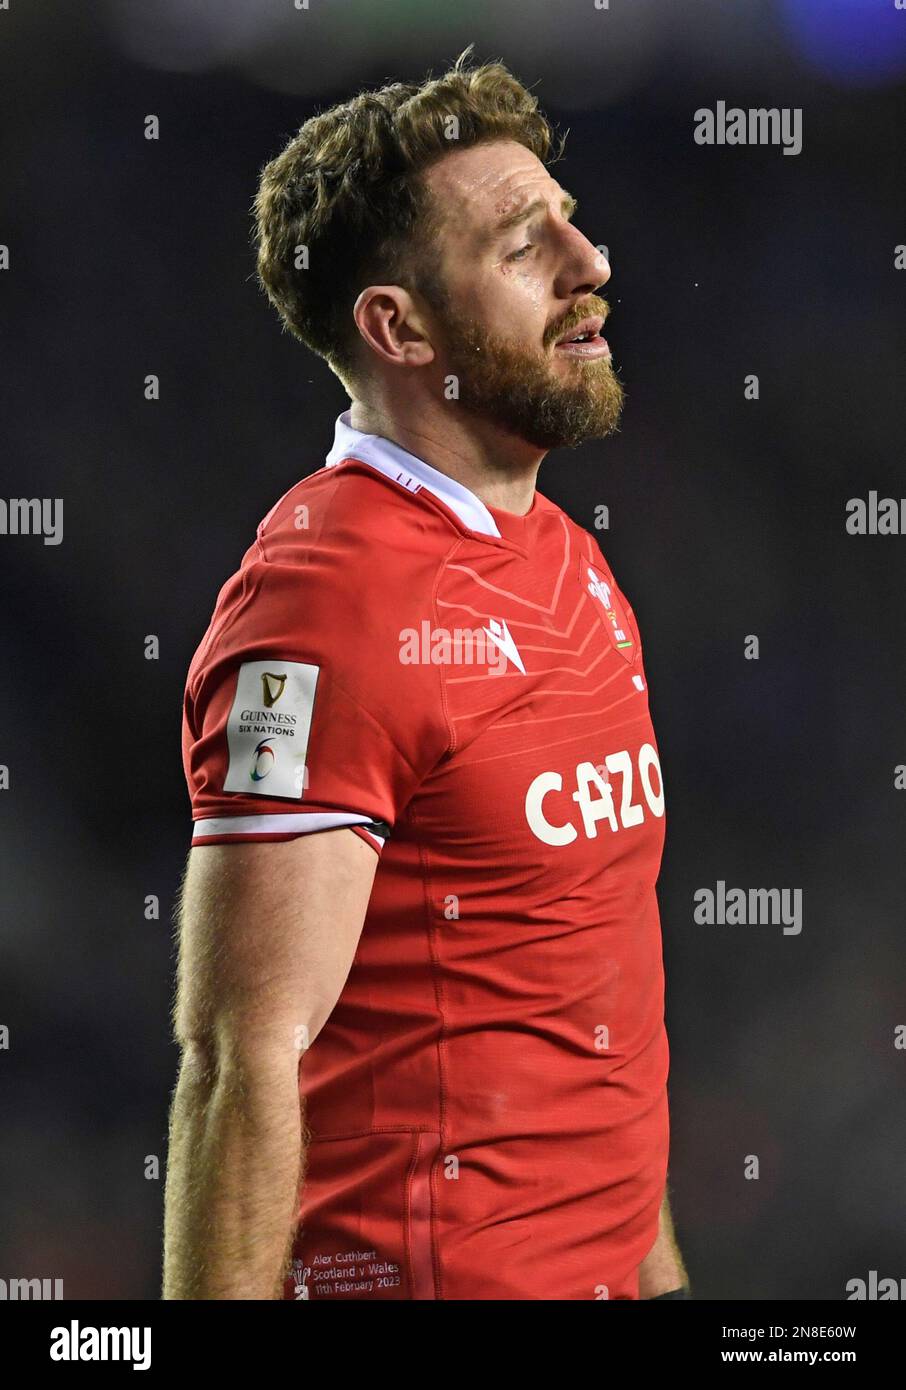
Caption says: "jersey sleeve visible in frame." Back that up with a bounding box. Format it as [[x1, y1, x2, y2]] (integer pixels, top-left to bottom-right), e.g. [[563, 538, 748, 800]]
[[182, 542, 452, 855]]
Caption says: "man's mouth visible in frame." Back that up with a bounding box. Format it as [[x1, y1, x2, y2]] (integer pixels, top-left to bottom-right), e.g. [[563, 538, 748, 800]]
[[553, 314, 611, 359]]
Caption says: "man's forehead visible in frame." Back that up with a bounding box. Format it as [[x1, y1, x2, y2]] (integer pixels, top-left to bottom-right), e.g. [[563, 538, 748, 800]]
[[424, 140, 566, 234]]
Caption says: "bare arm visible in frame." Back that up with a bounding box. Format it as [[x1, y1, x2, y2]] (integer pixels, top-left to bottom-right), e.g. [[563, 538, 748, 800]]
[[638, 1189, 690, 1298], [162, 829, 378, 1299]]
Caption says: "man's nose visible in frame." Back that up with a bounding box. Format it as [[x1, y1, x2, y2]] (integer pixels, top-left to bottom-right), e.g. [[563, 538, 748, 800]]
[[557, 227, 611, 299]]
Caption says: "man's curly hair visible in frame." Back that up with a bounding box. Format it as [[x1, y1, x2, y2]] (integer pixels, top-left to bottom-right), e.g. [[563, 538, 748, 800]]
[[253, 46, 563, 390]]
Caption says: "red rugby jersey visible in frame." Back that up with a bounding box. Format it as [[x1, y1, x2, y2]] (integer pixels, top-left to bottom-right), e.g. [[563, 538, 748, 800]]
[[182, 411, 670, 1300]]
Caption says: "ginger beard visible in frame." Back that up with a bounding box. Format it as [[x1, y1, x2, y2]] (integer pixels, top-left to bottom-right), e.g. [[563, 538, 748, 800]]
[[425, 287, 624, 450]]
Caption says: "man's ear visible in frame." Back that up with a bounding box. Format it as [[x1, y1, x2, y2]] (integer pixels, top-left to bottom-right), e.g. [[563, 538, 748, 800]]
[[353, 285, 435, 369]]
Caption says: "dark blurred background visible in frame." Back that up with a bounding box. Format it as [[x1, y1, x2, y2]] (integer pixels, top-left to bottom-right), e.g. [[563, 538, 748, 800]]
[[1, 0, 904, 1299]]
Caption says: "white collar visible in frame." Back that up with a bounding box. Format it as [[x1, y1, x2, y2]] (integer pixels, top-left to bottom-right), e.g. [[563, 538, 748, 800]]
[[324, 409, 501, 538]]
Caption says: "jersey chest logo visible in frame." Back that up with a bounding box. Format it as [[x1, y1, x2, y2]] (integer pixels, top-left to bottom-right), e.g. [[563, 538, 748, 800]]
[[582, 560, 637, 664]]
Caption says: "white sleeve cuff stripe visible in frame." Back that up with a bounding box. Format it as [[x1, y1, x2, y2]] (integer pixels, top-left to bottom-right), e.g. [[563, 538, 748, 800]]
[[192, 811, 388, 841]]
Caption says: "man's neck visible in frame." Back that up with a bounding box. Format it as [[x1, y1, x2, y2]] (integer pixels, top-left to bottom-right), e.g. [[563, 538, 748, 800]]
[[348, 398, 544, 517]]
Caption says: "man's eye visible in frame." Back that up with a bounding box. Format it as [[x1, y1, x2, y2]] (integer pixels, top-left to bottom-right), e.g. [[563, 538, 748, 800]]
[[507, 243, 534, 262]]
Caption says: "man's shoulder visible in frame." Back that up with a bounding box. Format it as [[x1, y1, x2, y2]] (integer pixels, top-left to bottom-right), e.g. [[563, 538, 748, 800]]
[[255, 458, 467, 569], [198, 459, 464, 667]]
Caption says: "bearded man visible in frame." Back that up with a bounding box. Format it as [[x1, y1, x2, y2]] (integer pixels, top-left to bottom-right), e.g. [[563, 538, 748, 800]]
[[164, 47, 689, 1303]]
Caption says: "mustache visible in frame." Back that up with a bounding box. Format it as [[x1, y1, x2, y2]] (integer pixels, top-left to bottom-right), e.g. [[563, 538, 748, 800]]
[[547, 296, 611, 346]]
